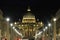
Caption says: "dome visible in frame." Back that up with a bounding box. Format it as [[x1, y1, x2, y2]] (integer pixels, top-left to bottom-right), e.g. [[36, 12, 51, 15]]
[[23, 12, 35, 19], [22, 7, 36, 23]]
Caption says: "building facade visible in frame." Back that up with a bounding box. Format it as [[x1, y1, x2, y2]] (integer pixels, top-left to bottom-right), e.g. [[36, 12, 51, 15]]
[[0, 9, 10, 40], [0, 8, 44, 40], [56, 9, 60, 40], [50, 9, 60, 40], [12, 7, 44, 40]]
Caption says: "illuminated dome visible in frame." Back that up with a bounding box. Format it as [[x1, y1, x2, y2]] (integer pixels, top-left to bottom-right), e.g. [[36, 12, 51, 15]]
[[22, 7, 36, 23]]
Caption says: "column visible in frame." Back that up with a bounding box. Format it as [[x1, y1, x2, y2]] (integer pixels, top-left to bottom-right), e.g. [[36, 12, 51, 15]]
[[6, 22, 10, 40], [53, 18, 57, 40], [53, 21, 56, 40]]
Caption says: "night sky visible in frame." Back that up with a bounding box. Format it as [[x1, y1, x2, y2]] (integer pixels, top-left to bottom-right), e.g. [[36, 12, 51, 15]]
[[0, 0, 60, 22]]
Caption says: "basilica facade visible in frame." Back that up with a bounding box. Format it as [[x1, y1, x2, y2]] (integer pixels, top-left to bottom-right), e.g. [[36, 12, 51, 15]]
[[0, 7, 44, 40], [12, 7, 44, 40]]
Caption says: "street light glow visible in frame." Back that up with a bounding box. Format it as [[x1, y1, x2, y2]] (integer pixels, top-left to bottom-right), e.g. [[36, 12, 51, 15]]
[[13, 26, 15, 29], [6, 18, 10, 22], [43, 28, 45, 31], [10, 23, 13, 26], [41, 22, 43, 25], [53, 18, 57, 22], [48, 23, 51, 27], [14, 22, 17, 24], [22, 25, 24, 26], [45, 26, 48, 29]]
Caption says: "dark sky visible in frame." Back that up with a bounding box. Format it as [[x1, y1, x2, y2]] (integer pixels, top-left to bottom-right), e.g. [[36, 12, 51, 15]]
[[0, 0, 60, 22]]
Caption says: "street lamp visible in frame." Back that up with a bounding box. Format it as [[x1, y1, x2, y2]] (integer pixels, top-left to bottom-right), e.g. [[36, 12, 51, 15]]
[[6, 17, 10, 40], [13, 26, 15, 29], [53, 18, 57, 22], [6, 18, 10, 22], [10, 23, 13, 27], [48, 23, 51, 27], [45, 26, 48, 40], [10, 23, 13, 40], [48, 23, 52, 40], [14, 22, 17, 25], [45, 26, 48, 30], [53, 18, 57, 40]]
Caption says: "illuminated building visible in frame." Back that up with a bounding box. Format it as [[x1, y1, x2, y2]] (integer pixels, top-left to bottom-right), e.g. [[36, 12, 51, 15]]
[[0, 9, 10, 40], [12, 7, 44, 39], [55, 9, 60, 40], [0, 7, 44, 40], [50, 9, 60, 40]]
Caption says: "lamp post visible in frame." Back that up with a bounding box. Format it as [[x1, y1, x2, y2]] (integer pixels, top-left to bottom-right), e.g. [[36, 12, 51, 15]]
[[10, 23, 13, 27], [6, 18, 10, 40], [45, 26, 48, 40], [10, 23, 13, 40], [53, 18, 57, 40], [48, 23, 51, 40]]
